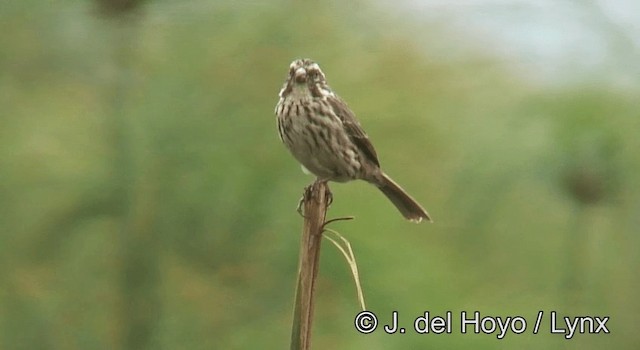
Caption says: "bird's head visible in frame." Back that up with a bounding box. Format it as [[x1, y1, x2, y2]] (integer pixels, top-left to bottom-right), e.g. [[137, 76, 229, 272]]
[[279, 58, 332, 99]]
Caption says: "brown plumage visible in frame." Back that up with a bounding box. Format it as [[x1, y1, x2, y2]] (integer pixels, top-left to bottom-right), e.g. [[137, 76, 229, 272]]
[[275, 59, 431, 223]]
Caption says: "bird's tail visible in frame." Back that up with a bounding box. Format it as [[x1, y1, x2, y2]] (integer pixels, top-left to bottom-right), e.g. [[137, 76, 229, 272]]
[[377, 173, 432, 223]]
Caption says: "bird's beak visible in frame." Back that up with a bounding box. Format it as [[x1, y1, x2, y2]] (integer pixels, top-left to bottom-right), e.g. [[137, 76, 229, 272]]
[[294, 67, 307, 83]]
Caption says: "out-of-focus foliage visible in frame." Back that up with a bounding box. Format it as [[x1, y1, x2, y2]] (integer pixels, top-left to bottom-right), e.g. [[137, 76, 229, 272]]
[[0, 0, 638, 349]]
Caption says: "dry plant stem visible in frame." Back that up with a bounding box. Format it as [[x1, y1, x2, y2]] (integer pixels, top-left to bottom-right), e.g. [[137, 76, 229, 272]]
[[290, 180, 331, 350]]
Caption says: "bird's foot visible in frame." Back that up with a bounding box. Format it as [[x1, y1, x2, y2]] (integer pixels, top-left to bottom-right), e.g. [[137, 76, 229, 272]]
[[296, 179, 332, 217]]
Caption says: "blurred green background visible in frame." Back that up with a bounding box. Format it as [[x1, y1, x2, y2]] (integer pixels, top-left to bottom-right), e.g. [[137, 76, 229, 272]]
[[1, 0, 638, 349]]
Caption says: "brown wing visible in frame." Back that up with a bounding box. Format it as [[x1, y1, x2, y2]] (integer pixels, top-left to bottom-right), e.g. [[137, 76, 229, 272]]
[[327, 96, 380, 167]]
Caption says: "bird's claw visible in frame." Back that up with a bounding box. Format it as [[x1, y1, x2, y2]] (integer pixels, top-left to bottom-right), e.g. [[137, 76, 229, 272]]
[[296, 180, 332, 218], [296, 194, 306, 218]]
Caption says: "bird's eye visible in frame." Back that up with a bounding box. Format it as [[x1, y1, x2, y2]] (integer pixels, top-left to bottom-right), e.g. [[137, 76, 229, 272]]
[[309, 69, 320, 78]]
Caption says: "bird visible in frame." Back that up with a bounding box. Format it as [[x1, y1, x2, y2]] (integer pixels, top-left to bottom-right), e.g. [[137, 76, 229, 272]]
[[275, 58, 431, 223]]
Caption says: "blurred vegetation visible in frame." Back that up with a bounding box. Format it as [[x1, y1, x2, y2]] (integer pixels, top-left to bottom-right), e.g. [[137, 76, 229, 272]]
[[0, 0, 638, 349]]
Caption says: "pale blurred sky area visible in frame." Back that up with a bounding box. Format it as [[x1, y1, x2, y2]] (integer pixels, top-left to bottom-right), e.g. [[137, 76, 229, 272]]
[[379, 0, 640, 87]]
